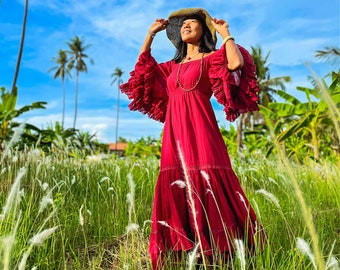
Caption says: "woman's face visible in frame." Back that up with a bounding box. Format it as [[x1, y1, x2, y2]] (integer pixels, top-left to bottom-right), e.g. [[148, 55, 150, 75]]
[[180, 18, 203, 44]]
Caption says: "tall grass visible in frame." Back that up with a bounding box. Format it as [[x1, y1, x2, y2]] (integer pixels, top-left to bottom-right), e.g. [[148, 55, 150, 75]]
[[0, 146, 157, 269], [0, 145, 339, 269]]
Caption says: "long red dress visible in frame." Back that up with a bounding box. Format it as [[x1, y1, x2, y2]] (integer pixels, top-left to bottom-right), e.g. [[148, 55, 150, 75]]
[[120, 44, 264, 269]]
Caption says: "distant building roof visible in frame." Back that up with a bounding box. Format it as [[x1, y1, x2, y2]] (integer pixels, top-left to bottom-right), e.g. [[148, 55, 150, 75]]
[[108, 142, 128, 152]]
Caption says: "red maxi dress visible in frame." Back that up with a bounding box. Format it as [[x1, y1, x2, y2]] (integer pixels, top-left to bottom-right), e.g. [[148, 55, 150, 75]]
[[120, 44, 264, 269]]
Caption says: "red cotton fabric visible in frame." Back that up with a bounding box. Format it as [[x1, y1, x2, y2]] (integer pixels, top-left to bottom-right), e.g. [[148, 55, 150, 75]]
[[120, 44, 264, 269]]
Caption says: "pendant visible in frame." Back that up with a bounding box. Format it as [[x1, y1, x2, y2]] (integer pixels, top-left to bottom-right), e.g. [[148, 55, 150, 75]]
[[186, 51, 199, 61]]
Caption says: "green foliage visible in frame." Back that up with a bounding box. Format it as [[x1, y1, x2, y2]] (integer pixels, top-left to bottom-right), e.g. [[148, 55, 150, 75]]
[[275, 74, 339, 161], [242, 70, 340, 163], [0, 87, 46, 151], [125, 136, 162, 158], [220, 125, 238, 157], [10, 121, 107, 158]]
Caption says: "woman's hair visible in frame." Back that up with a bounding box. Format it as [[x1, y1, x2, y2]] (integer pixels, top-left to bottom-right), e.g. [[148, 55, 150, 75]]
[[173, 14, 216, 63]]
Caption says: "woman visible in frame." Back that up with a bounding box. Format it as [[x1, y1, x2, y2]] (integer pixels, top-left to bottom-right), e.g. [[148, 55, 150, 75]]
[[120, 7, 265, 269]]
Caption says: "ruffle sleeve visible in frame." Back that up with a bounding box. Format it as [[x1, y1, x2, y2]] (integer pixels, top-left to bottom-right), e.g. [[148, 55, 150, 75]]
[[209, 44, 260, 122], [119, 49, 169, 122]]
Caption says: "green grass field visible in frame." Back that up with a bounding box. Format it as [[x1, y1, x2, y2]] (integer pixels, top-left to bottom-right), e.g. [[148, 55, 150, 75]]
[[0, 148, 339, 269]]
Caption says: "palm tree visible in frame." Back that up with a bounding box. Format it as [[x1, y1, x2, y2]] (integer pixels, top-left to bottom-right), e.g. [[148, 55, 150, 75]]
[[111, 67, 124, 154], [11, 0, 28, 95], [49, 49, 71, 128], [315, 46, 340, 66], [251, 46, 291, 107], [66, 36, 92, 129], [237, 46, 291, 153]]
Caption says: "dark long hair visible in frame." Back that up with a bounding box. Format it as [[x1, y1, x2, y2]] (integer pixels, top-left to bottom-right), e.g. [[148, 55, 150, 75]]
[[173, 15, 216, 63]]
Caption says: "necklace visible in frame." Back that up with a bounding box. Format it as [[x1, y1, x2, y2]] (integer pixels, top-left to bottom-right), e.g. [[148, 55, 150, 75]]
[[176, 53, 204, 92], [186, 51, 200, 60]]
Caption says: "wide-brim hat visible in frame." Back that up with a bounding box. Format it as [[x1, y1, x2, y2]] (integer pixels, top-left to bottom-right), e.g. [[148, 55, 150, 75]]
[[166, 8, 217, 49]]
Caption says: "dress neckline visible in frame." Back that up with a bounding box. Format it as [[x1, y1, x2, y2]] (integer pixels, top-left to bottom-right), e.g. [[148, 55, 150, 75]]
[[180, 51, 215, 65]]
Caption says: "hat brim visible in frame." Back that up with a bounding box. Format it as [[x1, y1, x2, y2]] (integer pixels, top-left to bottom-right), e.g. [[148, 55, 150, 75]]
[[166, 8, 217, 49]]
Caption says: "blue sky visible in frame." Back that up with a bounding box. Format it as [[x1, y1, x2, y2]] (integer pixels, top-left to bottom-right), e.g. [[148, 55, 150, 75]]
[[1, 0, 339, 143]]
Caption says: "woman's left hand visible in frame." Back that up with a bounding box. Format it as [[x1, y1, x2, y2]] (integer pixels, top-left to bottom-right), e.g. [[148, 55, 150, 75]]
[[211, 18, 230, 37]]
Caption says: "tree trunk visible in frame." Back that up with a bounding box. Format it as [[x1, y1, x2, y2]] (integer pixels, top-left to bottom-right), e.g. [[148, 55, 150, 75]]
[[62, 79, 66, 129], [311, 123, 320, 160], [73, 71, 79, 129], [12, 0, 29, 95], [237, 114, 244, 156], [115, 82, 121, 154]]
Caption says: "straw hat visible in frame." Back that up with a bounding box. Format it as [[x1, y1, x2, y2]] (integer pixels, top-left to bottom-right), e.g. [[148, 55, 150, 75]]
[[166, 8, 217, 49]]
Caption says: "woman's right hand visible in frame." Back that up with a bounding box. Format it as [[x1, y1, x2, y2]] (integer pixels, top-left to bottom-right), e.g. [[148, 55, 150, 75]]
[[139, 18, 169, 58], [149, 18, 169, 34]]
